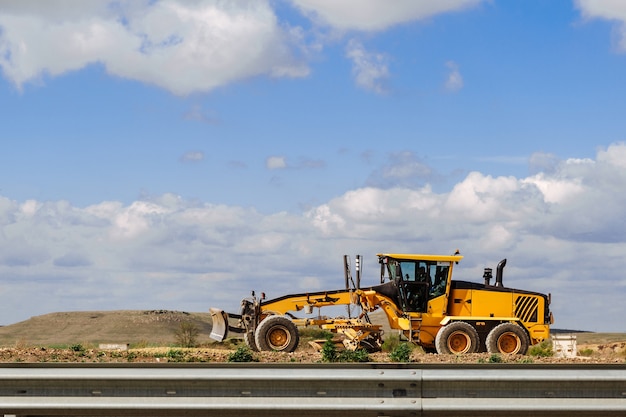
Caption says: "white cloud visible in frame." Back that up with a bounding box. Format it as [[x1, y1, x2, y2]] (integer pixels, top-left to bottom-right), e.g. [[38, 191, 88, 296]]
[[109, 200, 172, 239], [597, 141, 626, 167], [265, 155, 326, 170], [345, 39, 389, 94], [576, 0, 626, 51], [0, 0, 309, 95], [1, 144, 626, 331], [290, 0, 484, 31], [0, 0, 487, 95], [576, 0, 626, 21], [522, 174, 585, 204], [266, 156, 287, 169], [180, 151, 205, 163], [444, 60, 464, 92]]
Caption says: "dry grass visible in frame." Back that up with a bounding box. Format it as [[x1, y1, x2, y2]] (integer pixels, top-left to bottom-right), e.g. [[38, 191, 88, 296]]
[[575, 332, 626, 345]]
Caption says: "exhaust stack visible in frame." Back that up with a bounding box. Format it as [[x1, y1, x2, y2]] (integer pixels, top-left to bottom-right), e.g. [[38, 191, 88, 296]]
[[495, 258, 507, 287], [483, 267, 493, 286]]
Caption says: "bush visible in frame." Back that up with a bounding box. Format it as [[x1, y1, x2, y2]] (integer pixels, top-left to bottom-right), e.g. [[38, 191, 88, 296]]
[[578, 348, 594, 357], [488, 353, 503, 363], [381, 333, 402, 352], [528, 340, 554, 357], [227, 345, 257, 362], [165, 349, 186, 362], [337, 349, 369, 362], [389, 342, 413, 362], [70, 343, 85, 353], [320, 339, 369, 362], [174, 322, 199, 348], [321, 339, 338, 362]]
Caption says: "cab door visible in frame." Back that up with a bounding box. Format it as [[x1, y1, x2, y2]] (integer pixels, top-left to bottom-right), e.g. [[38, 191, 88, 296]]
[[401, 281, 430, 312]]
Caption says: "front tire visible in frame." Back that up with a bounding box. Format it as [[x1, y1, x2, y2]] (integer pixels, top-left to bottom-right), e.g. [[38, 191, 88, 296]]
[[254, 315, 299, 352], [244, 331, 259, 351], [486, 322, 530, 355], [435, 322, 480, 354]]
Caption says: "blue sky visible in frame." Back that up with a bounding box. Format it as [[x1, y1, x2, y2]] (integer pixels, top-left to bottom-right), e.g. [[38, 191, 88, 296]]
[[1, 0, 626, 332]]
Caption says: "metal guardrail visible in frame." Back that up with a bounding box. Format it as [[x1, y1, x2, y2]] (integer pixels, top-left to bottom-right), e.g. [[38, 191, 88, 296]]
[[0, 363, 624, 417]]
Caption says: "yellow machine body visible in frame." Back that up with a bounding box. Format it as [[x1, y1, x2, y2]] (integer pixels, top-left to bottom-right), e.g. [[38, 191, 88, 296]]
[[210, 252, 552, 355]]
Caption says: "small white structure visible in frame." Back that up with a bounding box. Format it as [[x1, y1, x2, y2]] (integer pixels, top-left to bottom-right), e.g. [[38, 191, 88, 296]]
[[552, 333, 577, 358], [98, 343, 130, 351]]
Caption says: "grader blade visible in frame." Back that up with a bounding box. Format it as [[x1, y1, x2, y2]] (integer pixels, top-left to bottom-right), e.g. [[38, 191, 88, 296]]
[[209, 308, 229, 342]]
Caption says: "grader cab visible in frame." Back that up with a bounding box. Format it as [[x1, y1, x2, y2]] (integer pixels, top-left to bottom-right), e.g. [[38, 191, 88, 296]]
[[210, 252, 552, 354]]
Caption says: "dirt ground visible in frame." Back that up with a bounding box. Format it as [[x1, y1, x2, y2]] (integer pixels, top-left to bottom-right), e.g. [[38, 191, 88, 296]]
[[0, 340, 623, 364]]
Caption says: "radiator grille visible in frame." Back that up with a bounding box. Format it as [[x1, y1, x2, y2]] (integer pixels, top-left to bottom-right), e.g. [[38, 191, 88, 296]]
[[515, 295, 538, 323]]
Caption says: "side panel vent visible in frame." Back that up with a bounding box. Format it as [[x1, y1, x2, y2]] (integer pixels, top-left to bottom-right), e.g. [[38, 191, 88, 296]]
[[515, 295, 538, 323]]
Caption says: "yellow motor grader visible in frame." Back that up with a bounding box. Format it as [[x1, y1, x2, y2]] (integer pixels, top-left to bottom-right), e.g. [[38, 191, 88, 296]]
[[210, 252, 553, 354]]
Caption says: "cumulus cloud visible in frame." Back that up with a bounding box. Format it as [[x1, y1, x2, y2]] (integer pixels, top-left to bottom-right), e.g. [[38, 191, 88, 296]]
[[290, 0, 485, 31], [444, 60, 463, 92], [266, 156, 287, 169], [0, 0, 309, 95], [345, 39, 390, 93], [576, 0, 626, 51], [2, 144, 626, 331], [0, 0, 487, 95]]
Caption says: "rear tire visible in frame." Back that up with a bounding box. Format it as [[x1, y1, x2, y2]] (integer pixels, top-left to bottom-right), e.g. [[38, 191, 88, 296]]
[[435, 322, 480, 354], [486, 322, 530, 355], [255, 315, 299, 352]]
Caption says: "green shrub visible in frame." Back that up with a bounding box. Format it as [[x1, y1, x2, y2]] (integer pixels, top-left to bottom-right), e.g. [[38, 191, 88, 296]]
[[381, 333, 402, 352], [321, 339, 338, 362], [165, 349, 186, 362], [528, 340, 554, 357], [70, 343, 85, 353], [578, 348, 594, 357], [337, 348, 370, 363], [488, 353, 503, 363], [389, 342, 413, 362], [227, 345, 257, 362], [320, 339, 369, 362]]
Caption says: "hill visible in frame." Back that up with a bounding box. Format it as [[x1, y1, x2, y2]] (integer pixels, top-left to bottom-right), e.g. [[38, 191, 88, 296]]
[[0, 310, 214, 347]]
